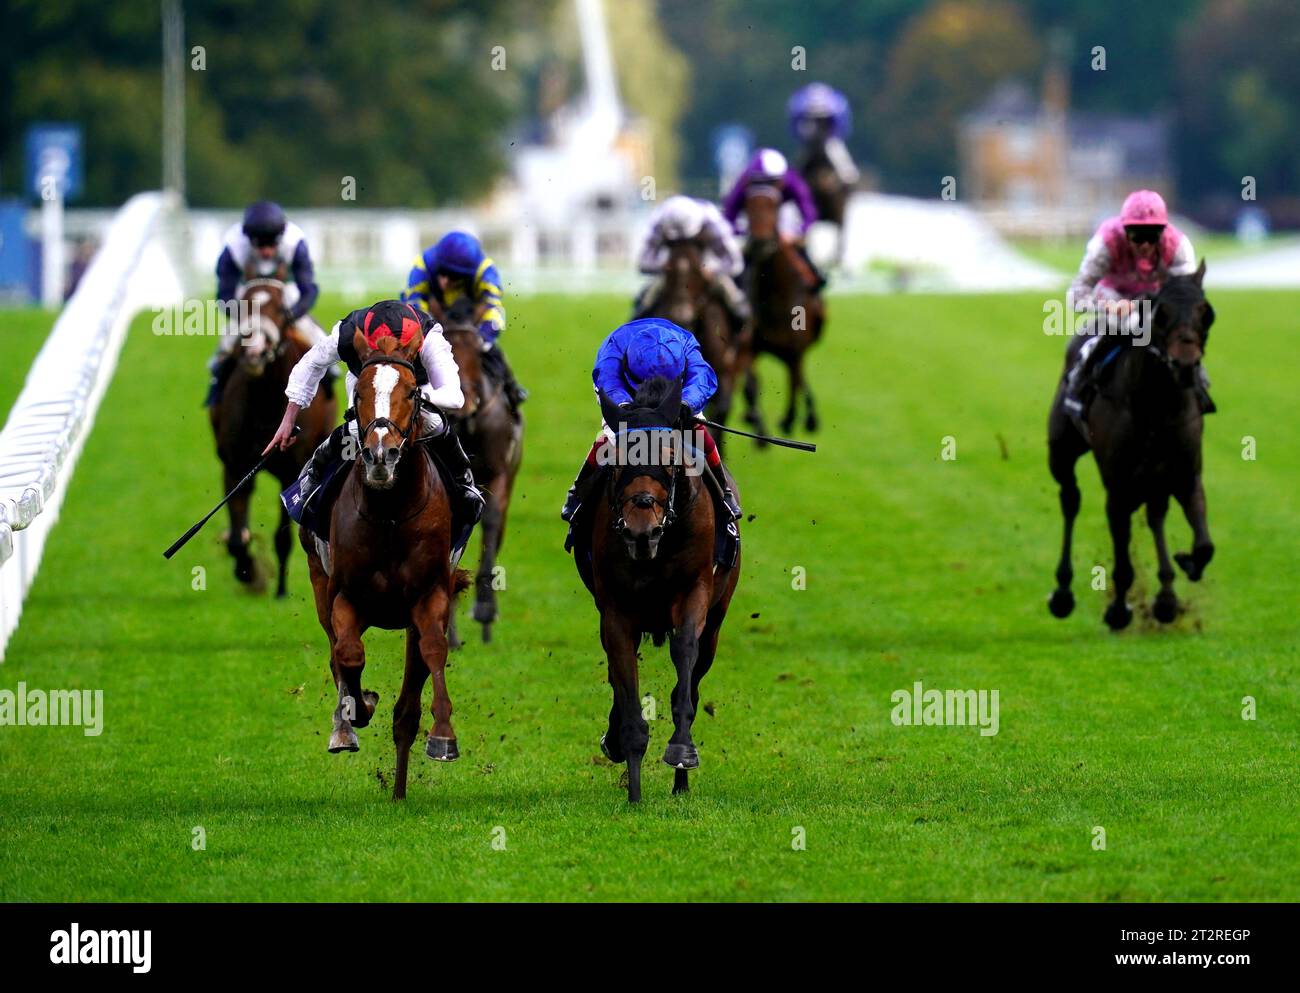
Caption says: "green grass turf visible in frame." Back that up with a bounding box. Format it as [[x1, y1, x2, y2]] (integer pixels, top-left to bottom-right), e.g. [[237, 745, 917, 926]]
[[0, 308, 57, 422], [0, 288, 1296, 902]]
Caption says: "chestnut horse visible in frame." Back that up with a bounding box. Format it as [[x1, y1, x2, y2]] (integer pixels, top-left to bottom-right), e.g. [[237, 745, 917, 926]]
[[576, 376, 740, 803], [649, 239, 744, 450], [210, 279, 334, 595], [300, 328, 469, 800], [739, 186, 824, 443], [440, 306, 523, 646], [1047, 263, 1216, 629]]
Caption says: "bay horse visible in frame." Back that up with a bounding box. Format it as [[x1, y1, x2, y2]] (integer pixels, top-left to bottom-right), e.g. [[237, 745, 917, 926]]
[[576, 377, 740, 803], [739, 186, 824, 442], [798, 144, 850, 263], [210, 279, 334, 595], [1047, 262, 1216, 629], [648, 239, 743, 450], [440, 305, 523, 646], [300, 327, 470, 800]]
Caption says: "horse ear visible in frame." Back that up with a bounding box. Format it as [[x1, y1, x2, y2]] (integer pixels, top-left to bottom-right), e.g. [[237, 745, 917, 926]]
[[598, 389, 624, 429], [1194, 258, 1206, 286], [353, 328, 372, 364]]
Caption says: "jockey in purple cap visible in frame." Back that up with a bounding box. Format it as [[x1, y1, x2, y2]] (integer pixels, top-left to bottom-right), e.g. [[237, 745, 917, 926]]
[[788, 82, 860, 188], [1064, 189, 1214, 414], [560, 318, 741, 528], [722, 148, 826, 293]]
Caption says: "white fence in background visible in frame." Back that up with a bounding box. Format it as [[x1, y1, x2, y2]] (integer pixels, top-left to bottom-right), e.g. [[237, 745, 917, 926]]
[[0, 192, 184, 661]]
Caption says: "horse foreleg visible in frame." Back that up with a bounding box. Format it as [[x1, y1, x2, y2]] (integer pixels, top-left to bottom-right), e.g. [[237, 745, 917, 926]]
[[601, 612, 646, 803], [328, 593, 371, 752], [1047, 434, 1084, 618], [665, 583, 710, 793], [392, 625, 430, 799], [413, 587, 457, 761], [224, 464, 255, 585], [1104, 493, 1136, 630], [473, 476, 507, 641], [1147, 495, 1179, 623], [1173, 475, 1215, 582], [742, 359, 770, 445], [779, 352, 803, 436]]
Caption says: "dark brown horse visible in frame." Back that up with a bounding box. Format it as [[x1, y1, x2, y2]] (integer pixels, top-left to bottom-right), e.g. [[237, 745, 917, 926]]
[[210, 279, 334, 595], [649, 239, 743, 448], [440, 309, 523, 646], [739, 187, 824, 442], [575, 377, 740, 803], [300, 328, 470, 800], [798, 144, 850, 264], [1047, 262, 1216, 629]]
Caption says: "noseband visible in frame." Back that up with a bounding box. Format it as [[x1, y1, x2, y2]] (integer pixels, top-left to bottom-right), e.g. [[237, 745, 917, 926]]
[[609, 431, 680, 539]]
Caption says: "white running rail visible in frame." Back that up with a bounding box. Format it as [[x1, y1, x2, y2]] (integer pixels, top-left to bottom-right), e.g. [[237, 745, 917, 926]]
[[0, 191, 182, 661]]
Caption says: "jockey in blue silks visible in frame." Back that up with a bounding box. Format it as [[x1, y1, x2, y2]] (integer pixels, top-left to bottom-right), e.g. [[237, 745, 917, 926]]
[[560, 317, 741, 524], [403, 230, 527, 412]]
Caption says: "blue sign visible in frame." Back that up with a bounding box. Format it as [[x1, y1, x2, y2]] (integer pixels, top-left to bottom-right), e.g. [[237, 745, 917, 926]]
[[711, 124, 754, 176], [25, 123, 84, 201]]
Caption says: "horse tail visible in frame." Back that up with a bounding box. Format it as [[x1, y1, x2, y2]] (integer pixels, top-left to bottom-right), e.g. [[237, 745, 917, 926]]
[[451, 568, 472, 596]]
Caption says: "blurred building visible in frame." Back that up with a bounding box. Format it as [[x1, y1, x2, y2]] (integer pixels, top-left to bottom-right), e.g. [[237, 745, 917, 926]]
[[959, 60, 1173, 237]]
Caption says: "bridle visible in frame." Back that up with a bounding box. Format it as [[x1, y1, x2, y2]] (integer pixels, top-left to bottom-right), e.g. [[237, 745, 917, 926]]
[[609, 428, 681, 540], [355, 354, 424, 463]]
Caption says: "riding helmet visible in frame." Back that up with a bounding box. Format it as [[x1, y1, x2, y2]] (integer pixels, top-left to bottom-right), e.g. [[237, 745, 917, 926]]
[[243, 201, 287, 246]]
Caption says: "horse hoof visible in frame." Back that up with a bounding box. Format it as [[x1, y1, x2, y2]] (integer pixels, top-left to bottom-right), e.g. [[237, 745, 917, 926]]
[[1175, 545, 1213, 582], [1047, 589, 1075, 618], [672, 769, 690, 794], [662, 742, 699, 770], [1153, 593, 1178, 624], [234, 562, 255, 584], [328, 728, 359, 753], [805, 414, 819, 433], [480, 624, 492, 644], [1104, 601, 1133, 631], [472, 601, 496, 625], [426, 736, 459, 762], [600, 732, 625, 764]]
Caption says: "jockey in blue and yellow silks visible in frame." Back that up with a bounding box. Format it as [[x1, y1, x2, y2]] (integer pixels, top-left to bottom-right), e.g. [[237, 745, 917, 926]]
[[403, 230, 526, 410]]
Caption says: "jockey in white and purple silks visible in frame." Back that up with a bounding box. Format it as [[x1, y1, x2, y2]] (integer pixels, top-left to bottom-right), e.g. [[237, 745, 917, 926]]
[[633, 195, 750, 325], [721, 148, 825, 290], [1064, 189, 1213, 413], [787, 82, 860, 188]]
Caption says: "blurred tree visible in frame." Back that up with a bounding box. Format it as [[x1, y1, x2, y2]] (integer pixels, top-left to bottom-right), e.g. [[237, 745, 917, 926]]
[[877, 0, 1041, 195], [1, 0, 552, 206], [1177, 0, 1300, 204]]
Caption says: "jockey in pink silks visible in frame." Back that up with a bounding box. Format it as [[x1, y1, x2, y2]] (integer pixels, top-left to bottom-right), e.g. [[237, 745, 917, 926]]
[[1064, 189, 1214, 414]]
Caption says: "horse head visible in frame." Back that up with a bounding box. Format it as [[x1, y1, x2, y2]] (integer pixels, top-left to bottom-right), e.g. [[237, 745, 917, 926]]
[[353, 328, 424, 490], [600, 376, 685, 562], [743, 185, 782, 247], [1150, 260, 1214, 388], [235, 279, 288, 377]]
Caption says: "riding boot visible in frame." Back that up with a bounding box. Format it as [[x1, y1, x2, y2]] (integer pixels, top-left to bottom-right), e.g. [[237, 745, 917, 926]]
[[561, 458, 602, 523], [429, 427, 484, 561], [204, 352, 238, 408], [1196, 365, 1217, 414], [708, 463, 743, 522], [296, 424, 344, 507], [1063, 334, 1107, 416]]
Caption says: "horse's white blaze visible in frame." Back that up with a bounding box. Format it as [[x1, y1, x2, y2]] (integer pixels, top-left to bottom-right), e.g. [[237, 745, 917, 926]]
[[371, 365, 400, 449]]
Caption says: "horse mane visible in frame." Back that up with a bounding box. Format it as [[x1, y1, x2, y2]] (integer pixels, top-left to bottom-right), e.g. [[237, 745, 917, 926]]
[[632, 375, 677, 410]]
